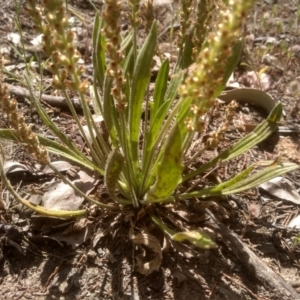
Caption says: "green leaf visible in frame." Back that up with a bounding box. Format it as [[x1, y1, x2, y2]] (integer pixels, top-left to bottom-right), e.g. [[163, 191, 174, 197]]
[[223, 39, 243, 86], [172, 231, 217, 249], [148, 100, 172, 147], [151, 70, 186, 150], [105, 149, 125, 203], [121, 29, 134, 54], [182, 103, 282, 182], [164, 70, 185, 106], [178, 29, 194, 69], [92, 13, 106, 91], [141, 99, 172, 188], [122, 30, 134, 78], [24, 80, 82, 154], [123, 45, 134, 77], [102, 75, 118, 144], [221, 162, 299, 194], [215, 39, 243, 96], [179, 162, 299, 200], [176, 98, 193, 151], [129, 22, 157, 171], [90, 86, 102, 115], [151, 59, 169, 123], [143, 124, 183, 203], [0, 129, 104, 175], [150, 215, 217, 249], [204, 164, 255, 193], [139, 70, 185, 195], [293, 234, 300, 248]]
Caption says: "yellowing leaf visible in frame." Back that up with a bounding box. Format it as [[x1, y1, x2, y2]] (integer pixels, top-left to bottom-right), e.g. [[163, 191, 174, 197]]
[[143, 124, 183, 203], [172, 231, 217, 249]]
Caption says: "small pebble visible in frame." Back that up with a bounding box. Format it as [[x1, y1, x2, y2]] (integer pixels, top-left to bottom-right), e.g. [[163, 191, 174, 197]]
[[241, 107, 250, 114]]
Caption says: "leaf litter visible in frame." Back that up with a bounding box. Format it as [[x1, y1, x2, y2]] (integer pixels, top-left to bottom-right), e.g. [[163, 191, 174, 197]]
[[259, 177, 300, 205]]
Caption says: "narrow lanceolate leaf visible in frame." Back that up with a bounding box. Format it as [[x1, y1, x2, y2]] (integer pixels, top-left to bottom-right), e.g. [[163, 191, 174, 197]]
[[139, 71, 185, 195], [129, 22, 157, 171], [182, 103, 283, 182], [172, 231, 217, 249], [121, 29, 134, 54], [0, 150, 86, 218], [123, 45, 134, 77], [0, 129, 103, 174], [220, 162, 299, 195], [179, 162, 299, 200], [216, 39, 243, 96], [105, 149, 124, 203], [93, 13, 106, 91], [150, 215, 217, 249], [143, 125, 183, 203], [151, 59, 169, 124], [141, 99, 172, 188], [178, 29, 194, 69], [204, 164, 255, 193], [102, 75, 118, 144], [149, 100, 172, 145]]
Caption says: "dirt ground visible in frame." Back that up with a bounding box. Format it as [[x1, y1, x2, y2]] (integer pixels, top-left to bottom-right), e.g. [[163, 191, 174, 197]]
[[1, 0, 300, 299]]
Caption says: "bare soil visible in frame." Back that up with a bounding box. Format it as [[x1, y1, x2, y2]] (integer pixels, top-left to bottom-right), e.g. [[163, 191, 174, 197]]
[[1, 0, 300, 299]]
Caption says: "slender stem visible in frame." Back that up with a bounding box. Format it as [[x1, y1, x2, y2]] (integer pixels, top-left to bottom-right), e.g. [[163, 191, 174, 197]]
[[77, 88, 109, 166], [0, 150, 87, 217], [186, 145, 208, 166], [61, 89, 103, 166], [131, 0, 139, 62], [150, 214, 175, 237], [119, 112, 139, 207], [139, 86, 150, 197]]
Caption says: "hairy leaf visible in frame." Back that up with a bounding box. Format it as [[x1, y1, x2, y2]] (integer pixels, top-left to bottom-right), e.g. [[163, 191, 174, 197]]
[[204, 164, 255, 193], [140, 71, 185, 195], [151, 215, 217, 249], [182, 103, 283, 182], [143, 125, 183, 203], [151, 59, 170, 124], [217, 39, 243, 95], [93, 13, 106, 91], [0, 150, 87, 218], [180, 162, 299, 200], [105, 149, 124, 203], [129, 22, 157, 171], [172, 231, 217, 249], [0, 129, 104, 174]]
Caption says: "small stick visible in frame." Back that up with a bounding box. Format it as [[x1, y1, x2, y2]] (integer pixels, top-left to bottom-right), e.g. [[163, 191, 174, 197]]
[[206, 209, 300, 299], [7, 84, 83, 112]]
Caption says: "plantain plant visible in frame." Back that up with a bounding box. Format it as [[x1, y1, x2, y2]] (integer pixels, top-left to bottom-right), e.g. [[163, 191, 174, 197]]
[[0, 0, 298, 272]]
